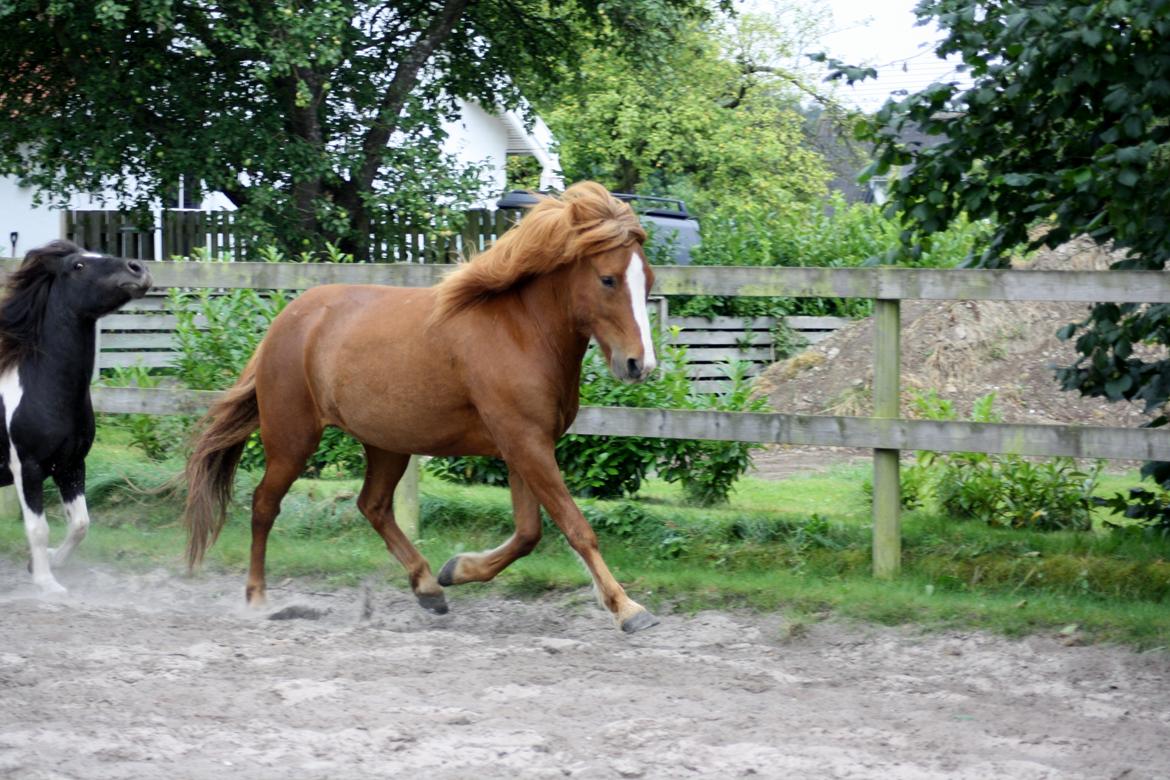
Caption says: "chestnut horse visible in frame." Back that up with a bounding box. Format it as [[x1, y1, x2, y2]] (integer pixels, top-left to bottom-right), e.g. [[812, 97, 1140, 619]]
[[183, 182, 661, 632]]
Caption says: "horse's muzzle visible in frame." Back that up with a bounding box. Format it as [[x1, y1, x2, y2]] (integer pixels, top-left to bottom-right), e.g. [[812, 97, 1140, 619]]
[[118, 260, 152, 297]]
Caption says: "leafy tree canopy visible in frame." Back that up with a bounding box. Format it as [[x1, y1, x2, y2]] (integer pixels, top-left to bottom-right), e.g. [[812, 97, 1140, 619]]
[[534, 5, 833, 215], [831, 0, 1170, 478], [0, 0, 724, 258]]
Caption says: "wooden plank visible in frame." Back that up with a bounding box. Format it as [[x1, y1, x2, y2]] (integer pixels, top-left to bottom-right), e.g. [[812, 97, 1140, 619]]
[[783, 315, 851, 329], [678, 347, 773, 363], [872, 299, 902, 579], [653, 266, 1170, 303], [669, 331, 774, 347], [669, 316, 777, 330], [102, 313, 182, 330], [100, 333, 177, 349], [686, 364, 766, 379], [96, 353, 175, 369], [89, 388, 1170, 463], [4, 261, 1166, 303]]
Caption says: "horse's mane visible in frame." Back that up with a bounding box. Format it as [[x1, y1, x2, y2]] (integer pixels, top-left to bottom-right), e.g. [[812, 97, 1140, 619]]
[[431, 181, 646, 323], [0, 240, 81, 374]]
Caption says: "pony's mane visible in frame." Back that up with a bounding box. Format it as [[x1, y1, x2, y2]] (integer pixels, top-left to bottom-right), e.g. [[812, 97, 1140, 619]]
[[0, 240, 82, 374], [431, 182, 646, 323]]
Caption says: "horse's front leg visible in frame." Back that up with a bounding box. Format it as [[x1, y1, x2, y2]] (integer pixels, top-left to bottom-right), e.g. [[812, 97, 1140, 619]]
[[502, 436, 659, 633], [50, 463, 90, 568], [438, 466, 543, 586], [13, 456, 64, 593]]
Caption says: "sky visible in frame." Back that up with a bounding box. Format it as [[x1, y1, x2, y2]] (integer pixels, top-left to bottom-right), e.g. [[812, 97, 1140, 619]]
[[812, 0, 967, 111]]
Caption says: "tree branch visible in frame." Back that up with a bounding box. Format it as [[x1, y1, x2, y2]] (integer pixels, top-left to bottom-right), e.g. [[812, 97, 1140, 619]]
[[351, 0, 473, 192]]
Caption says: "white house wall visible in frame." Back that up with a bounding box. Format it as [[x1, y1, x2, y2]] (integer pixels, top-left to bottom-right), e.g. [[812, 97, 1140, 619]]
[[0, 178, 63, 257], [441, 99, 511, 204]]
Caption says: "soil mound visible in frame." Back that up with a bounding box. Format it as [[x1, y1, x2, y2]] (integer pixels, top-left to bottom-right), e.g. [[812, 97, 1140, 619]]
[[754, 238, 1162, 429]]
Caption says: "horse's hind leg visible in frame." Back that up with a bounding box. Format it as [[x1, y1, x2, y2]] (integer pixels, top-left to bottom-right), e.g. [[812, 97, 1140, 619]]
[[49, 463, 89, 567], [357, 446, 446, 614], [438, 466, 542, 586], [246, 422, 322, 607]]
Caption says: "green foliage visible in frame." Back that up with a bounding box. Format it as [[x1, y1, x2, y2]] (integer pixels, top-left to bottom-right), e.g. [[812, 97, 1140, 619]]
[[672, 193, 993, 319], [656, 360, 769, 506], [899, 392, 1103, 531], [169, 287, 288, 391], [96, 367, 188, 462], [1097, 486, 1170, 537], [0, 0, 721, 259], [837, 1, 1170, 496], [537, 7, 832, 212]]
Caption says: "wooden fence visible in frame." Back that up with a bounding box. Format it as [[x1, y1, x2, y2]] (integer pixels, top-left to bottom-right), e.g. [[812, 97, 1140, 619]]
[[65, 208, 525, 263], [92, 293, 846, 384], [4, 259, 1168, 576]]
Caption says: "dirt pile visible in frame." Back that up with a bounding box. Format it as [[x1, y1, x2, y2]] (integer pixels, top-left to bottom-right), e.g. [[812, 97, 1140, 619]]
[[754, 238, 1163, 428]]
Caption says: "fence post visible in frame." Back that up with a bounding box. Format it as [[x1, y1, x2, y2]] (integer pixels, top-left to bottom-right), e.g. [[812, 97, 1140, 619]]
[[872, 298, 901, 578], [393, 455, 421, 540]]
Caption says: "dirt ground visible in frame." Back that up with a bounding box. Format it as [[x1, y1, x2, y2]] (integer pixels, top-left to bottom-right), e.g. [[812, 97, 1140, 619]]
[[2, 557, 1169, 779]]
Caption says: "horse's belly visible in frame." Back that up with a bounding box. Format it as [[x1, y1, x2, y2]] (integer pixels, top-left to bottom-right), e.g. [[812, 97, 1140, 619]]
[[340, 402, 499, 457]]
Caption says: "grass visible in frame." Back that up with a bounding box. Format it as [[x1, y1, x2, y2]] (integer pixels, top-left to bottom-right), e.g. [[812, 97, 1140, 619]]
[[3, 428, 1170, 648]]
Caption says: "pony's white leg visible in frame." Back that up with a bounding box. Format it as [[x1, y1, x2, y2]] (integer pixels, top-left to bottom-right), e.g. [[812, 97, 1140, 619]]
[[11, 456, 64, 594], [50, 494, 89, 567]]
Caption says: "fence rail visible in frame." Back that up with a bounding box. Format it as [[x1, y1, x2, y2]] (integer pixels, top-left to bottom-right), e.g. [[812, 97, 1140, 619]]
[[4, 258, 1166, 577]]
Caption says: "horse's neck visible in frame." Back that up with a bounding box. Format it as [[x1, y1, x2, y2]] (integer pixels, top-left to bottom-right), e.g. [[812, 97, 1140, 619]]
[[520, 270, 590, 381], [28, 306, 96, 397]]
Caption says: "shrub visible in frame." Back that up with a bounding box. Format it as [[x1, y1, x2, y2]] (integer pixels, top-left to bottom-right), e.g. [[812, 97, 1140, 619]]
[[673, 192, 993, 320], [902, 391, 1103, 531]]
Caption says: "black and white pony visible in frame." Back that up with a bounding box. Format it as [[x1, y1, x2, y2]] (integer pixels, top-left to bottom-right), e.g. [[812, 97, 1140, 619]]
[[0, 240, 151, 592]]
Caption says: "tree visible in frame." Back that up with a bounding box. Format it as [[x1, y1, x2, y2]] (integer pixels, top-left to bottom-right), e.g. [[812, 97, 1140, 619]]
[[835, 0, 1170, 479], [0, 0, 723, 259], [535, 6, 832, 214]]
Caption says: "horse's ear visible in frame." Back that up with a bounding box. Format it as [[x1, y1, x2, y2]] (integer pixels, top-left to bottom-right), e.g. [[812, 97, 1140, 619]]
[[22, 240, 83, 272]]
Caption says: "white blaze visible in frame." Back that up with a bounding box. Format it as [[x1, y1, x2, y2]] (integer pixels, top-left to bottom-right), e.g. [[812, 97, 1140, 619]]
[[626, 252, 656, 374]]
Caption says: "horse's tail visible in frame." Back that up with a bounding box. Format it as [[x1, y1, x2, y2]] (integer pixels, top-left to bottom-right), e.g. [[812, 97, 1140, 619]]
[[183, 355, 261, 571]]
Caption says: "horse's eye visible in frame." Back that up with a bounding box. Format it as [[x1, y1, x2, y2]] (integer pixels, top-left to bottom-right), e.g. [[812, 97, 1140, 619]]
[[73, 261, 85, 271], [600, 276, 616, 288]]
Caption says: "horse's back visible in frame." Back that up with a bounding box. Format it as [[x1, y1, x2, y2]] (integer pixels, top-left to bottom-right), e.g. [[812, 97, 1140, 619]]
[[254, 284, 492, 455]]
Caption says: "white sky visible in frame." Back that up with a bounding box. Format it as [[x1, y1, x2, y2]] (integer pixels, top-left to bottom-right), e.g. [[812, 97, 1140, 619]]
[[813, 0, 968, 111]]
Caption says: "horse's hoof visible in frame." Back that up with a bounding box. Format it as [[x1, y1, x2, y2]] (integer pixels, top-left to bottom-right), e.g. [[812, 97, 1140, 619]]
[[417, 591, 449, 615], [36, 579, 67, 595], [436, 556, 460, 587], [620, 610, 660, 634]]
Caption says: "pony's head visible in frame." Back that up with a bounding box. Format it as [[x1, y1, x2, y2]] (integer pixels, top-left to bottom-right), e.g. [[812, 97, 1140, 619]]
[[0, 241, 152, 371], [433, 182, 656, 382]]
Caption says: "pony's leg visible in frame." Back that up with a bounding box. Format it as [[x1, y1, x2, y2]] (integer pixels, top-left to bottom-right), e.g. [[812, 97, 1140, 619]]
[[357, 446, 446, 614], [505, 439, 658, 633], [12, 455, 63, 593], [49, 463, 89, 567], [438, 466, 542, 585], [246, 425, 322, 607]]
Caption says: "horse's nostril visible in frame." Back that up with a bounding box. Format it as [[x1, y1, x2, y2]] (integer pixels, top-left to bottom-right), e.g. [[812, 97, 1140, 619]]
[[627, 358, 641, 376], [127, 260, 144, 275]]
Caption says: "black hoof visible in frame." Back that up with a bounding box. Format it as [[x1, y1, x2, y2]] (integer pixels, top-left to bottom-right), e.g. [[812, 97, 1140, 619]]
[[436, 556, 460, 587], [417, 591, 449, 615], [621, 610, 660, 634]]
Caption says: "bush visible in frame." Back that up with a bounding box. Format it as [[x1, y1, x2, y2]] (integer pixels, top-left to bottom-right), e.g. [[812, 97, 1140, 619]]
[[901, 391, 1103, 531], [673, 192, 993, 320]]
